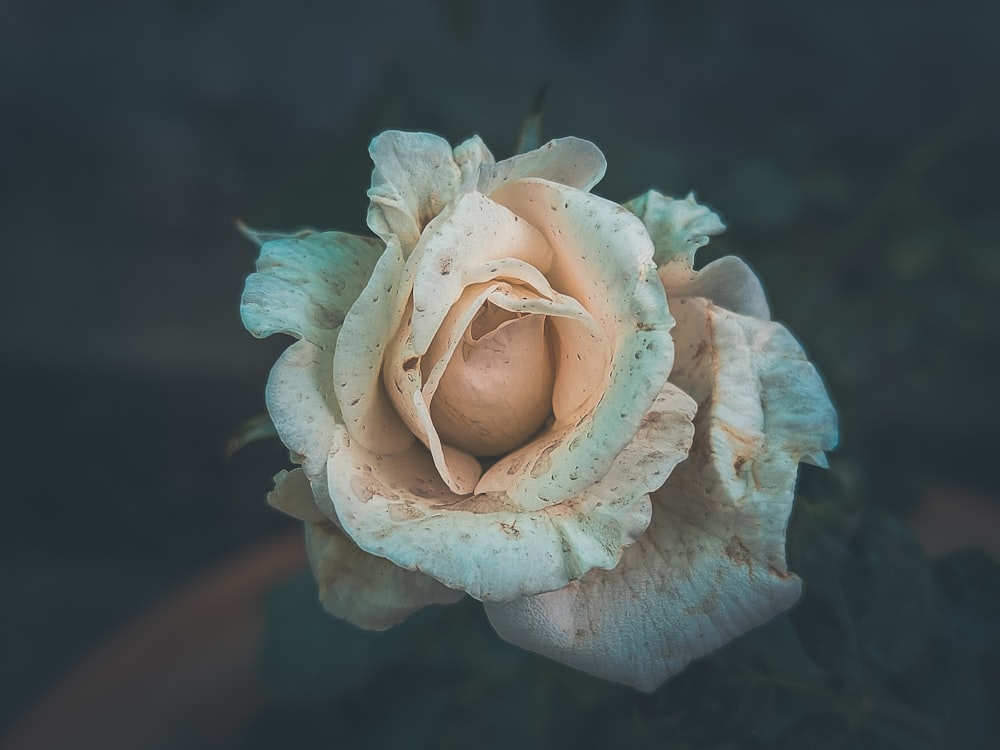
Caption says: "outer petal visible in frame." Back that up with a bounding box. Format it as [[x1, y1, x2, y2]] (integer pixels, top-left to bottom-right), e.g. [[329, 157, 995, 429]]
[[269, 467, 463, 630], [478, 137, 607, 196], [267, 467, 328, 522], [453, 134, 495, 192], [240, 230, 384, 346], [264, 339, 340, 479], [662, 255, 771, 321], [625, 190, 771, 321], [625, 190, 725, 271], [305, 521, 465, 630], [485, 297, 837, 692], [326, 378, 693, 602], [366, 131, 464, 253]]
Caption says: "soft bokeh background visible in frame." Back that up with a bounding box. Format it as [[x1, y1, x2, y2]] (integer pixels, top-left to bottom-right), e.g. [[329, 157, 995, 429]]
[[3, 0, 998, 748]]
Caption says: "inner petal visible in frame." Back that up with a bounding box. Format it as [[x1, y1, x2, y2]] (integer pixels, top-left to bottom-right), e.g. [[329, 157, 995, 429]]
[[469, 300, 520, 341], [430, 311, 555, 457]]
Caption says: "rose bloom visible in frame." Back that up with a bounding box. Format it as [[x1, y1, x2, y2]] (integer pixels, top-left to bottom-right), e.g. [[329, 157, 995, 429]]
[[240, 132, 837, 691]]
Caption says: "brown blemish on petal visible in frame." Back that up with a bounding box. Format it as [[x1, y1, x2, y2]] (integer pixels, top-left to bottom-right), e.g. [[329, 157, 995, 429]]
[[724, 534, 755, 577], [640, 410, 664, 429], [733, 454, 748, 475], [431, 491, 520, 514], [409, 478, 443, 499], [529, 442, 560, 480], [351, 474, 399, 504], [499, 521, 522, 539], [718, 422, 759, 451], [388, 502, 426, 521]]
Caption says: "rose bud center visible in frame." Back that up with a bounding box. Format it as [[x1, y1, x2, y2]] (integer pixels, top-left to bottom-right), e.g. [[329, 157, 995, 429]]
[[429, 301, 555, 457]]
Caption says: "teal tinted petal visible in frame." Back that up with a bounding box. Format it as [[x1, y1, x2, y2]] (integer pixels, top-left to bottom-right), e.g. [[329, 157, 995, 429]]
[[241, 229, 383, 346], [366, 131, 465, 253], [264, 339, 340, 478], [625, 190, 726, 269]]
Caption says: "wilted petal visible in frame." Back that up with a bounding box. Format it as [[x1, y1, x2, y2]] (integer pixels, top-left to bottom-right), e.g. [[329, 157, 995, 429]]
[[486, 297, 837, 692], [367, 131, 464, 252], [241, 230, 384, 346], [478, 137, 607, 196]]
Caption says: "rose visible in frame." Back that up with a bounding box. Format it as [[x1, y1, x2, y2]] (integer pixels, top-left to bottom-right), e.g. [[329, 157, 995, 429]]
[[241, 131, 837, 691]]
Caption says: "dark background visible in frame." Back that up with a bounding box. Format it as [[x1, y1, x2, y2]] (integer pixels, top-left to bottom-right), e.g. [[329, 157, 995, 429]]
[[2, 0, 998, 747]]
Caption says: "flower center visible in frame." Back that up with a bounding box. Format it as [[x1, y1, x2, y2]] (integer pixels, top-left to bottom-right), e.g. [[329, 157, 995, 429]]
[[429, 303, 555, 457]]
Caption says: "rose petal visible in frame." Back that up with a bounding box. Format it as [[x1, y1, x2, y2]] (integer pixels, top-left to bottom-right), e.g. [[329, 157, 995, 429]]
[[267, 467, 328, 522], [485, 180, 676, 508], [453, 134, 495, 192], [408, 191, 554, 356], [626, 190, 772, 321], [382, 301, 483, 494], [669, 297, 837, 470], [240, 230, 384, 346], [264, 339, 340, 478], [430, 313, 555, 457], [366, 131, 465, 253], [625, 190, 726, 271], [325, 396, 686, 600], [478, 137, 607, 196], [662, 256, 771, 321], [485, 297, 837, 692], [272, 463, 465, 629], [306, 520, 465, 630], [333, 237, 415, 454]]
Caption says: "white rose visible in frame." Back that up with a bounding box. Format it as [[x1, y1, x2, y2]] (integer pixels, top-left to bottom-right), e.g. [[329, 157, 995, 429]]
[[241, 131, 837, 691]]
